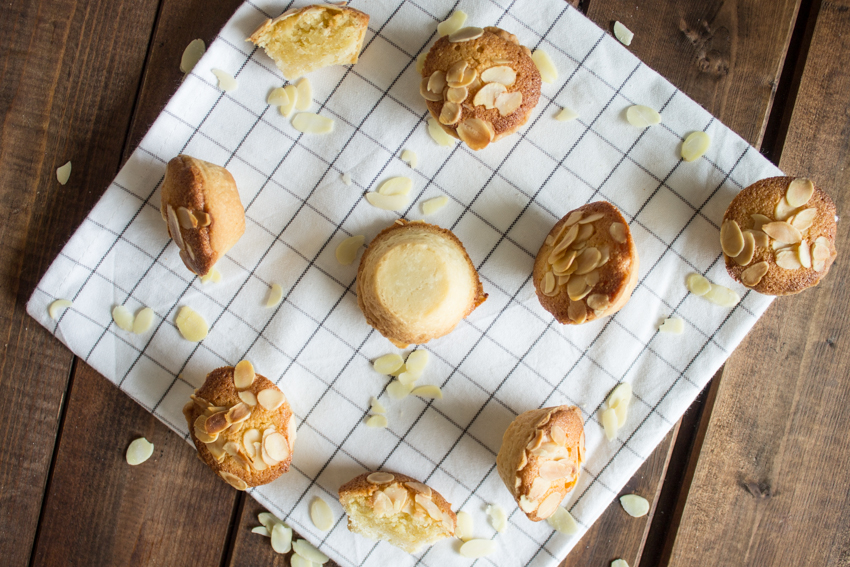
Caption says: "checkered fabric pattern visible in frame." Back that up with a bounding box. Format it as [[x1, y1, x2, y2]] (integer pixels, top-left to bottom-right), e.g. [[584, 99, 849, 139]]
[[27, 0, 784, 565]]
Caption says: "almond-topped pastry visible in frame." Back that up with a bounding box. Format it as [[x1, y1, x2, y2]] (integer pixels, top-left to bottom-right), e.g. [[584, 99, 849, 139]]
[[533, 201, 639, 324], [161, 155, 245, 277], [338, 471, 456, 553], [421, 26, 541, 150], [182, 362, 295, 490], [248, 4, 369, 80], [356, 220, 487, 348], [722, 176, 838, 295], [496, 406, 585, 521]]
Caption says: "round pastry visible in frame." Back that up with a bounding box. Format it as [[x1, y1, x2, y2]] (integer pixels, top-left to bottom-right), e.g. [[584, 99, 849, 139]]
[[161, 155, 245, 277], [182, 362, 295, 490], [356, 220, 487, 348], [533, 201, 639, 325], [721, 176, 838, 295], [338, 471, 456, 553], [496, 406, 585, 522], [420, 26, 542, 151]]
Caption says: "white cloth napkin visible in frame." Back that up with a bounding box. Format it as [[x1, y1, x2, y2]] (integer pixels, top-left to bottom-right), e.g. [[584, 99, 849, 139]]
[[27, 0, 783, 565]]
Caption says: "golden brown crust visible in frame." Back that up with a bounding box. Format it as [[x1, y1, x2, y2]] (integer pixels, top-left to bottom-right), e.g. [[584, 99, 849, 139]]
[[356, 220, 487, 348], [723, 176, 838, 295], [182, 366, 294, 489], [533, 201, 639, 325], [422, 26, 541, 149], [338, 471, 455, 520], [496, 406, 585, 522], [160, 155, 245, 277]]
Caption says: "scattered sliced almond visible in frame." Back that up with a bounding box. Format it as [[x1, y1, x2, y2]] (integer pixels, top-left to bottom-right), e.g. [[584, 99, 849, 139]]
[[556, 107, 578, 121], [266, 283, 284, 308], [681, 131, 710, 162], [200, 267, 222, 284], [397, 372, 418, 386], [290, 555, 312, 567], [365, 191, 409, 211], [405, 350, 429, 375], [481, 66, 516, 86], [292, 113, 334, 134], [341, 172, 353, 186], [112, 305, 135, 332], [438, 10, 467, 36], [686, 273, 712, 296], [374, 353, 404, 375], [703, 284, 740, 307], [448, 26, 484, 43], [400, 149, 418, 169], [456, 510, 474, 541], [612, 560, 630, 567], [486, 504, 508, 533], [370, 397, 386, 414], [48, 298, 72, 320], [132, 307, 154, 334], [310, 497, 334, 531], [620, 494, 650, 517], [56, 161, 72, 185], [415, 52, 426, 74], [257, 388, 285, 411], [547, 506, 579, 535], [658, 317, 684, 334], [613, 21, 634, 46], [532, 49, 558, 83], [608, 383, 632, 410], [427, 117, 457, 146], [211, 69, 237, 92], [422, 195, 449, 216], [126, 437, 154, 465], [601, 408, 618, 441], [495, 91, 523, 116], [251, 526, 270, 537], [335, 235, 365, 265], [387, 379, 412, 399], [258, 511, 284, 531], [267, 87, 289, 106], [459, 539, 496, 558], [280, 84, 298, 117], [377, 177, 412, 196], [626, 105, 661, 128], [411, 384, 443, 399], [786, 178, 815, 207], [271, 523, 293, 554], [180, 39, 205, 74], [365, 414, 388, 428], [295, 78, 312, 111]]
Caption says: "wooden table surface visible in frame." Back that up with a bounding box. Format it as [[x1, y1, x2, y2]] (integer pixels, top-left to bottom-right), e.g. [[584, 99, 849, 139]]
[[2, 0, 847, 565]]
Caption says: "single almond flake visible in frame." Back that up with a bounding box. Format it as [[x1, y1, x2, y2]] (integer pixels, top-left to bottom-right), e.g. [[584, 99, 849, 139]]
[[251, 526, 270, 537], [401, 149, 418, 169], [460, 539, 496, 558], [681, 131, 710, 162], [266, 283, 284, 308], [310, 497, 334, 531], [547, 506, 579, 535], [620, 494, 650, 517], [457, 118, 495, 150], [336, 235, 365, 265], [365, 414, 388, 428], [762, 221, 802, 244], [234, 360, 256, 390], [374, 353, 404, 374], [448, 26, 484, 43], [415, 52, 427, 74], [686, 273, 712, 296], [626, 105, 661, 128], [367, 471, 395, 484], [659, 317, 684, 334], [411, 384, 443, 399], [440, 100, 462, 124], [180, 39, 205, 74], [427, 117, 457, 147], [428, 70, 448, 93], [56, 161, 72, 185], [613, 21, 634, 46], [607, 383, 632, 410], [446, 86, 468, 103], [609, 222, 628, 244], [257, 388, 285, 411], [397, 371, 418, 386], [290, 555, 313, 567], [48, 298, 72, 320], [280, 84, 298, 117], [267, 87, 290, 106], [200, 267, 222, 284], [703, 284, 740, 307], [258, 511, 284, 531], [456, 510, 474, 541], [112, 305, 135, 332], [421, 195, 449, 216], [132, 307, 154, 334], [370, 397, 386, 414], [797, 240, 812, 268], [295, 78, 312, 111], [735, 231, 756, 266], [786, 178, 815, 207], [341, 172, 353, 186], [776, 249, 802, 270], [774, 196, 798, 221], [211, 69, 238, 92], [292, 113, 334, 134], [751, 214, 772, 231], [481, 65, 517, 86], [473, 82, 507, 109], [271, 523, 293, 554], [556, 107, 578, 122], [486, 504, 508, 533], [405, 350, 429, 375], [387, 379, 413, 399], [437, 10, 467, 36], [790, 207, 817, 231], [495, 91, 523, 116], [612, 560, 630, 567], [365, 191, 409, 211], [377, 176, 412, 196], [601, 408, 618, 441], [126, 437, 154, 465], [532, 49, 558, 83]]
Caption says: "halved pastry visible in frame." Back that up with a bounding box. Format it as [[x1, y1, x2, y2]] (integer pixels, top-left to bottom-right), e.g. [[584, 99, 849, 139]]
[[338, 471, 455, 553], [496, 406, 585, 521], [533, 201, 639, 324], [356, 220, 486, 348]]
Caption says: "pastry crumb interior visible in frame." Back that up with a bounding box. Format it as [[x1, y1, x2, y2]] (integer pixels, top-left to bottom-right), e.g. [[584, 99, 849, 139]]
[[345, 498, 446, 553]]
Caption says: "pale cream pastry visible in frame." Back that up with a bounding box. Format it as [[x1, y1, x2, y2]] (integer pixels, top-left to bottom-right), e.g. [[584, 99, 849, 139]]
[[338, 471, 456, 553], [248, 3, 369, 80], [533, 201, 639, 324], [721, 176, 837, 295], [356, 220, 487, 348], [496, 406, 585, 522], [160, 155, 245, 277], [421, 26, 542, 150], [182, 363, 295, 490]]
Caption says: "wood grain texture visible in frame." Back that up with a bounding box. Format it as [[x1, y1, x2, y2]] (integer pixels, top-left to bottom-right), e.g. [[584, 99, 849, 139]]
[[667, 1, 850, 565], [0, 0, 161, 563]]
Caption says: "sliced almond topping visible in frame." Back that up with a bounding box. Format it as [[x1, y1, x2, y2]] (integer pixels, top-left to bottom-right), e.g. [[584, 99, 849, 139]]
[[550, 425, 567, 446], [659, 317, 685, 334], [481, 65, 517, 86], [448, 26, 484, 42], [774, 196, 798, 221], [365, 414, 389, 428], [531, 49, 558, 83], [448, 66, 477, 88], [292, 113, 334, 134], [205, 411, 230, 435], [741, 261, 770, 287], [704, 284, 740, 307], [620, 494, 650, 517], [527, 429, 546, 451], [473, 82, 507, 109], [812, 237, 831, 271], [295, 78, 312, 111], [180, 39, 205, 74], [790, 207, 817, 231], [373, 353, 404, 374], [626, 105, 662, 128], [575, 223, 594, 244], [439, 101, 462, 125], [420, 77, 443, 101], [747, 229, 770, 249], [456, 510, 474, 541], [786, 178, 815, 207], [48, 298, 73, 320], [371, 490, 393, 517], [256, 388, 285, 412], [367, 471, 395, 484], [681, 131, 710, 162], [437, 10, 468, 37], [537, 491, 564, 519], [206, 438, 226, 462], [227, 402, 252, 425], [553, 250, 578, 275], [613, 21, 634, 46], [751, 214, 771, 231], [335, 235, 365, 265], [456, 118, 495, 150], [287, 414, 297, 444], [165, 204, 185, 250], [243, 429, 261, 457], [494, 91, 523, 116], [280, 84, 298, 117], [528, 476, 551, 501], [415, 493, 444, 521], [574, 247, 601, 275], [556, 107, 578, 121], [609, 222, 627, 243], [568, 299, 588, 324], [383, 485, 409, 513], [446, 61, 468, 85], [266, 283, 284, 308], [553, 224, 580, 257], [567, 277, 589, 302], [720, 220, 745, 257], [762, 221, 802, 244], [517, 451, 528, 471], [427, 70, 447, 93], [585, 292, 610, 313], [519, 495, 539, 513], [797, 240, 812, 268], [365, 191, 410, 211], [539, 460, 577, 481], [577, 212, 603, 225], [126, 437, 154, 465], [542, 271, 556, 295], [734, 230, 756, 266], [776, 249, 802, 270], [211, 69, 238, 92], [446, 86, 468, 103], [234, 359, 255, 390], [263, 432, 290, 463], [267, 87, 290, 106], [416, 52, 427, 74], [427, 118, 457, 146], [219, 470, 248, 490], [411, 384, 443, 399]]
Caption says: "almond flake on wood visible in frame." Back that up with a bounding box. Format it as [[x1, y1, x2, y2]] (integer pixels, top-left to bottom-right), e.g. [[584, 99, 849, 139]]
[[56, 161, 72, 185], [613, 21, 634, 46], [271, 522, 293, 554], [180, 39, 205, 74], [292, 539, 328, 564], [126, 437, 154, 465]]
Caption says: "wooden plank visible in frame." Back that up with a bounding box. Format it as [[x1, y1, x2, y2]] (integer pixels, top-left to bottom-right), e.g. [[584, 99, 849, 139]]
[[0, 0, 162, 564], [666, 0, 850, 565]]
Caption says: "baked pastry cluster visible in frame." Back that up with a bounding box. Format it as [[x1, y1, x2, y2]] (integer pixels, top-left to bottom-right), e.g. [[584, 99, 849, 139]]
[[533, 201, 639, 324], [182, 362, 295, 490], [357, 220, 486, 348], [722, 176, 838, 295], [161, 155, 245, 277], [496, 406, 585, 521], [249, 4, 369, 80], [421, 26, 541, 150], [338, 471, 456, 553]]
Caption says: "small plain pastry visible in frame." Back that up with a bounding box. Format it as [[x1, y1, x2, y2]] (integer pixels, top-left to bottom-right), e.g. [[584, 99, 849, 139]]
[[248, 3, 369, 80], [182, 363, 295, 490], [533, 201, 639, 325], [338, 471, 456, 553], [496, 406, 585, 522], [421, 26, 542, 150], [161, 155, 245, 277], [356, 220, 487, 348], [721, 176, 838, 295]]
